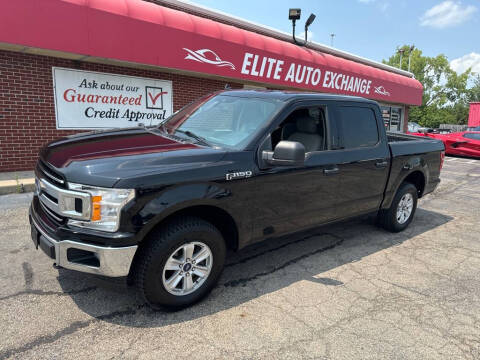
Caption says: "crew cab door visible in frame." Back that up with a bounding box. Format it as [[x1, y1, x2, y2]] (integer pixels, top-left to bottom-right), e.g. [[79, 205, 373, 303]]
[[333, 102, 391, 218], [250, 101, 342, 242]]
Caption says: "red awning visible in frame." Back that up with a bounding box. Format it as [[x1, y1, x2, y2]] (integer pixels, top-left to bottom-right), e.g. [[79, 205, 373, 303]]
[[0, 0, 423, 105]]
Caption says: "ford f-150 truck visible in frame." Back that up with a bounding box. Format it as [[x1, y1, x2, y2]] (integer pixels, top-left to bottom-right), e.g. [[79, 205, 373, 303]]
[[29, 90, 445, 309]]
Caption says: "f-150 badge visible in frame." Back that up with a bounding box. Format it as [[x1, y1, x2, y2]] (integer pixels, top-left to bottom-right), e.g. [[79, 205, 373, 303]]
[[226, 171, 253, 181]]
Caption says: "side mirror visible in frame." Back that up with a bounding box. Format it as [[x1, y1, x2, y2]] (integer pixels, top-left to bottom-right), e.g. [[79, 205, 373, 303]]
[[262, 141, 305, 166]]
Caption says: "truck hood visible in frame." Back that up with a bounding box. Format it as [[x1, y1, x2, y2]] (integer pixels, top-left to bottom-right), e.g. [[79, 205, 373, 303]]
[[40, 128, 227, 187]]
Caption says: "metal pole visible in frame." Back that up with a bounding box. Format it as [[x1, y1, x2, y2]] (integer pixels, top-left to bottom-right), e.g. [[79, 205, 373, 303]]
[[397, 49, 405, 69], [408, 45, 414, 73]]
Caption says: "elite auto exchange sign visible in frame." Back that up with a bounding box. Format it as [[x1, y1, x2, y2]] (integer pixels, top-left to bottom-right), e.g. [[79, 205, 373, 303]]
[[53, 67, 173, 129]]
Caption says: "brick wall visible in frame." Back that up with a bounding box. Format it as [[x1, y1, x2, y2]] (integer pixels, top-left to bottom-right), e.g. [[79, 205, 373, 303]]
[[0, 50, 241, 172]]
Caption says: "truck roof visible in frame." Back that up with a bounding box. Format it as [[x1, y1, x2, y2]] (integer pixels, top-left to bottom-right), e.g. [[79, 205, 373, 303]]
[[220, 89, 378, 104]]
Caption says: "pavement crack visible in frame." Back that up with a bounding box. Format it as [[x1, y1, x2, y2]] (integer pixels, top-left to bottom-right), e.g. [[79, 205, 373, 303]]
[[225, 232, 343, 268], [377, 279, 432, 298], [223, 236, 344, 287], [0, 304, 146, 360], [0, 286, 97, 302], [22, 262, 34, 290]]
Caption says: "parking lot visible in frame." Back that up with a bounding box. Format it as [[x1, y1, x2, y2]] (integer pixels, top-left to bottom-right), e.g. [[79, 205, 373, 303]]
[[0, 157, 479, 360]]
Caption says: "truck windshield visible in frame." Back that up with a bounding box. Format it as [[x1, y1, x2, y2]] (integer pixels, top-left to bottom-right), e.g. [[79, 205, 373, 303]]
[[160, 94, 282, 149]]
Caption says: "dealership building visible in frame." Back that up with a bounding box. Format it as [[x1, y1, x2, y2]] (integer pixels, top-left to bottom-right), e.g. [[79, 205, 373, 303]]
[[0, 0, 423, 172]]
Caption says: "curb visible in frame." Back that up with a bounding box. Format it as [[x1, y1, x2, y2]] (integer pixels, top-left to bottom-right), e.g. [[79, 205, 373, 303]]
[[0, 178, 35, 195]]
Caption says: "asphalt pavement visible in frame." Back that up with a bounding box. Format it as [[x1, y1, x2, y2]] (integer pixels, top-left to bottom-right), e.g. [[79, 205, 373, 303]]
[[0, 157, 479, 359]]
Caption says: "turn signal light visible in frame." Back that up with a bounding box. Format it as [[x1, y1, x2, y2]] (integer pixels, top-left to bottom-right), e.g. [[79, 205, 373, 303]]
[[91, 196, 102, 221]]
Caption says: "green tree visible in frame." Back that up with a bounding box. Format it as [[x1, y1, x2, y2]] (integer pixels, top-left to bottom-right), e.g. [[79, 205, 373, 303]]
[[468, 74, 480, 102], [383, 45, 474, 128]]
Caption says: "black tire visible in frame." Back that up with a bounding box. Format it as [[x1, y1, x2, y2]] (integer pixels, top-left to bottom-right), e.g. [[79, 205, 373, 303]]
[[134, 216, 226, 310], [377, 182, 418, 233]]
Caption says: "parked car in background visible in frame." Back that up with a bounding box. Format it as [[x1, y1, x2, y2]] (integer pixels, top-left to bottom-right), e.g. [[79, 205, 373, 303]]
[[407, 122, 446, 134], [411, 131, 480, 158], [408, 122, 421, 133]]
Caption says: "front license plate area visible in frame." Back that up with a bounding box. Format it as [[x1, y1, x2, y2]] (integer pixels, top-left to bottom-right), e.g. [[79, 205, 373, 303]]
[[31, 226, 39, 249], [39, 236, 56, 259]]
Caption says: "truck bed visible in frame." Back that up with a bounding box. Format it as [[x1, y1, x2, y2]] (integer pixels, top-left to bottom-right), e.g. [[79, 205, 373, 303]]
[[387, 132, 444, 156], [387, 132, 427, 143]]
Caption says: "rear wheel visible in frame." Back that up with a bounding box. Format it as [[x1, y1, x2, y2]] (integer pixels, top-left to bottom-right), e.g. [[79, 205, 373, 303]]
[[134, 217, 226, 310], [377, 182, 418, 232]]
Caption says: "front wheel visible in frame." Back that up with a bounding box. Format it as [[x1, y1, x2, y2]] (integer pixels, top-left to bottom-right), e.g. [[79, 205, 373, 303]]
[[377, 182, 418, 232], [134, 217, 226, 310]]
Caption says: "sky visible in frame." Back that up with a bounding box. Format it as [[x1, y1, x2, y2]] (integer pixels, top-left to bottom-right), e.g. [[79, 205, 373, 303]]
[[185, 0, 480, 75]]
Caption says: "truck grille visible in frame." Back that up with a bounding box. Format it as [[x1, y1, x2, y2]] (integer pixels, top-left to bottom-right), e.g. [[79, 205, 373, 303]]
[[35, 162, 91, 222], [39, 198, 65, 223], [37, 160, 66, 188]]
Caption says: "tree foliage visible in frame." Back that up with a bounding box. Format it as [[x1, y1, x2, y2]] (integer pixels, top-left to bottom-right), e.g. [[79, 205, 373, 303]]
[[469, 74, 480, 103], [383, 45, 479, 128]]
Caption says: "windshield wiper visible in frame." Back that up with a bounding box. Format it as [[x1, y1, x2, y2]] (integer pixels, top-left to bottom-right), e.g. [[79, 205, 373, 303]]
[[135, 122, 212, 147], [156, 124, 211, 146], [174, 129, 211, 146]]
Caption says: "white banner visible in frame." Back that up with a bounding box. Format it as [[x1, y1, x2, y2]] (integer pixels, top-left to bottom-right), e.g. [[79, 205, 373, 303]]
[[52, 67, 173, 129]]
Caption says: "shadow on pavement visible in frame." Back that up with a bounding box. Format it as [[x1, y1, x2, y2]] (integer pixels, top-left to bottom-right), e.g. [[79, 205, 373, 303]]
[[57, 207, 452, 327]]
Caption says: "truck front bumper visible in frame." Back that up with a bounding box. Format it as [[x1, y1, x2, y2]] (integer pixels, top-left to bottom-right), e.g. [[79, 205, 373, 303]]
[[30, 210, 138, 277]]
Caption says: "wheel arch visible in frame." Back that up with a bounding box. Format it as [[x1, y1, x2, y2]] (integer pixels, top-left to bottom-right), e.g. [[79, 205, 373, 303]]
[[138, 204, 239, 251], [127, 204, 239, 284], [402, 170, 426, 198], [381, 168, 427, 210]]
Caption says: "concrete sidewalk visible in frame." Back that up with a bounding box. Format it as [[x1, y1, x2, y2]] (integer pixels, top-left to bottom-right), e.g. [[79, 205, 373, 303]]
[[0, 170, 35, 195]]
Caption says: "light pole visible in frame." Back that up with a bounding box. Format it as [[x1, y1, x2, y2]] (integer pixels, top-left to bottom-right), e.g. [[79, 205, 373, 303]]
[[397, 48, 405, 70], [408, 45, 415, 73], [330, 33, 335, 47], [289, 9, 316, 46]]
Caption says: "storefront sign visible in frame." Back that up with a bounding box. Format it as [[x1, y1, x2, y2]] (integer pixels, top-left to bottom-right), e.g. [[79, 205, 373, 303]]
[[239, 52, 373, 96], [52, 68, 173, 129], [5, 1, 423, 106], [178, 43, 421, 104]]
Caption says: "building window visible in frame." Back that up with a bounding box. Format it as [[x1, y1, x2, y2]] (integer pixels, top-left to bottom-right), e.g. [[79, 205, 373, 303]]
[[380, 105, 403, 132]]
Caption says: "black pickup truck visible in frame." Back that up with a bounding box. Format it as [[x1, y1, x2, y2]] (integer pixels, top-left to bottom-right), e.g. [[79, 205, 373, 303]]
[[29, 90, 445, 309]]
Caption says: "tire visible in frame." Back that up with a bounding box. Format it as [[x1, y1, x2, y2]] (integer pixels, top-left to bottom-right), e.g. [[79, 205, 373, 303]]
[[134, 216, 226, 310], [377, 182, 418, 233]]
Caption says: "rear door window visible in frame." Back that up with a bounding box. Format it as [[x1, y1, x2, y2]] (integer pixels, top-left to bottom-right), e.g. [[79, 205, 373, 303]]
[[337, 106, 379, 149]]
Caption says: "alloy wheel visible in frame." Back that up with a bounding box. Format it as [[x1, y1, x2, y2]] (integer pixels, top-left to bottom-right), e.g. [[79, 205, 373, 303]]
[[162, 242, 213, 296], [396, 193, 414, 224]]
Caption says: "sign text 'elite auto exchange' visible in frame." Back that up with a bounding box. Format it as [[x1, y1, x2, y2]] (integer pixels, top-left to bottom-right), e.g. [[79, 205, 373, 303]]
[[240, 52, 372, 95]]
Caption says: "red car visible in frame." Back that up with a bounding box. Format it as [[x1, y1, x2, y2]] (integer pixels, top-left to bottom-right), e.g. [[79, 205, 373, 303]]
[[411, 131, 480, 158]]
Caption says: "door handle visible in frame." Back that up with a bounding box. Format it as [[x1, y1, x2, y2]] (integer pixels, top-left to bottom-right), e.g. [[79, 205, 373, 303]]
[[375, 160, 388, 168], [323, 166, 339, 176]]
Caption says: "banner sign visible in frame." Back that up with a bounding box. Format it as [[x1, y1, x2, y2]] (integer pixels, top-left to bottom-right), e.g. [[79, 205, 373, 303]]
[[4, 1, 423, 106], [52, 68, 173, 129], [178, 46, 418, 103]]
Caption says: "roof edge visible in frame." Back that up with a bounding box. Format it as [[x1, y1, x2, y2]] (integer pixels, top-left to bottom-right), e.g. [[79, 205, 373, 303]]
[[151, 0, 415, 78]]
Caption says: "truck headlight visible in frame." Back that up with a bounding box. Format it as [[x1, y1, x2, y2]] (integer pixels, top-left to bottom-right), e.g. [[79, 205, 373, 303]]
[[67, 184, 135, 232]]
